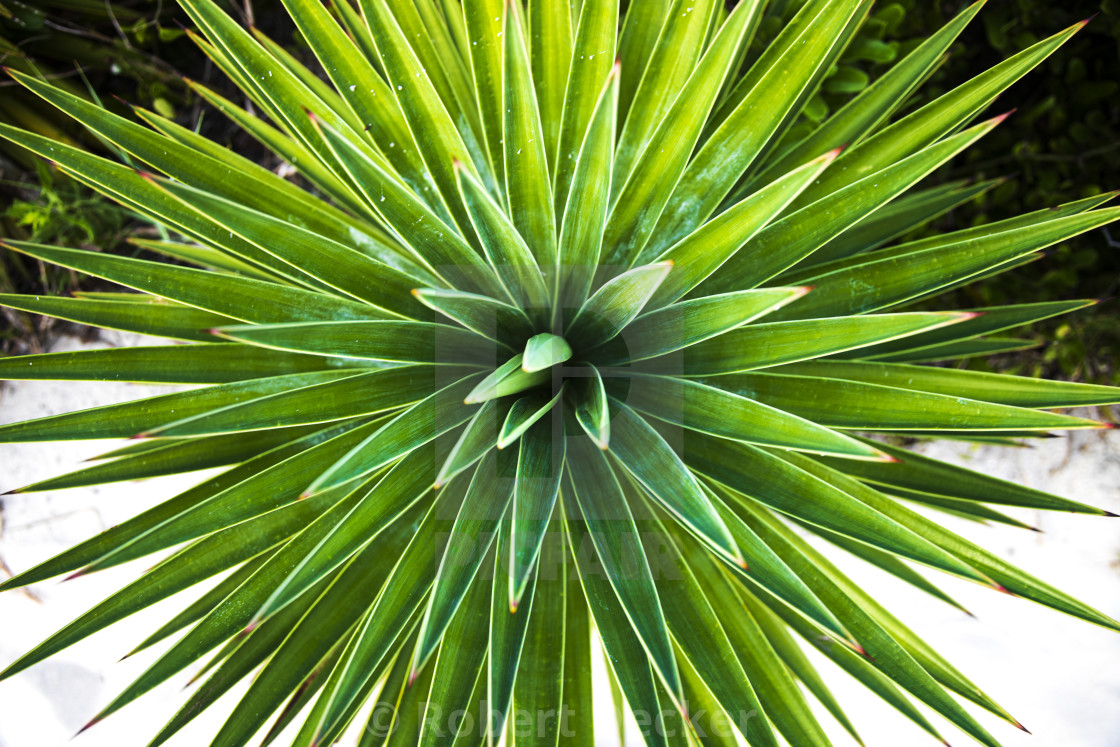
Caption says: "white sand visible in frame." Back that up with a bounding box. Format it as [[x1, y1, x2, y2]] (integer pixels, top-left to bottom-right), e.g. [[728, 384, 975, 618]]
[[1, 332, 1117, 746]]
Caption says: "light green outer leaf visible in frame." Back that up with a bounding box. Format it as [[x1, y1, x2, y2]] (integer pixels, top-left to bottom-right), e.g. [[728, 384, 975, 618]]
[[83, 423, 389, 575], [307, 484, 462, 742], [740, 581, 947, 744], [616, 0, 670, 122], [419, 555, 493, 747], [566, 262, 671, 349], [528, 0, 572, 177], [412, 450, 515, 674], [37, 480, 376, 722], [775, 360, 1120, 408], [2, 240, 381, 324], [565, 438, 682, 706], [625, 374, 882, 459], [0, 293, 232, 343], [696, 115, 1005, 295], [512, 517, 566, 747], [278, 0, 427, 186], [722, 495, 1005, 747], [773, 208, 1120, 321], [560, 485, 672, 747], [556, 516, 594, 745], [630, 499, 778, 747], [310, 117, 505, 299], [128, 238, 281, 282], [865, 336, 1038, 364], [10, 425, 327, 494], [783, 191, 1117, 285], [248, 23, 364, 132], [594, 288, 809, 365], [790, 17, 1087, 210], [0, 500, 324, 684], [647, 149, 840, 306], [140, 367, 433, 438], [175, 0, 391, 207], [512, 418, 564, 609], [837, 299, 1096, 361], [457, 161, 551, 315], [750, 0, 985, 191], [553, 0, 618, 217], [382, 0, 490, 189], [707, 372, 1104, 431], [677, 522, 832, 747], [360, 0, 479, 239], [648, 0, 862, 252], [818, 438, 1111, 515], [796, 517, 973, 616], [134, 102, 413, 278], [345, 619, 433, 747], [611, 0, 717, 198], [0, 421, 364, 590], [668, 312, 967, 375], [413, 287, 536, 346], [239, 526, 427, 747], [213, 320, 497, 365], [183, 78, 356, 209], [557, 63, 619, 311], [777, 449, 1120, 633], [7, 68, 400, 269], [679, 430, 991, 583], [0, 369, 354, 443], [130, 550, 276, 657], [888, 488, 1042, 529], [674, 647, 743, 747], [785, 177, 1002, 273], [358, 630, 416, 747], [487, 513, 537, 745], [523, 333, 573, 372], [308, 373, 483, 493], [742, 497, 1020, 731], [0, 344, 366, 385], [606, 401, 744, 567], [732, 582, 866, 745], [463, 0, 506, 191], [0, 124, 339, 291], [146, 568, 343, 747], [599, 1, 757, 268], [150, 177, 432, 319], [503, 0, 557, 269]]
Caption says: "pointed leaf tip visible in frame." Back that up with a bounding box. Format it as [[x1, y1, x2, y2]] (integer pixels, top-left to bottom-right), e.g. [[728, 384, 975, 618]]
[[75, 715, 102, 737], [991, 109, 1017, 125]]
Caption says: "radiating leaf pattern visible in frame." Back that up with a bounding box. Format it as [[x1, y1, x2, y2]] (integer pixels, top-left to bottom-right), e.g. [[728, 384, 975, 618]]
[[0, 2, 1117, 746]]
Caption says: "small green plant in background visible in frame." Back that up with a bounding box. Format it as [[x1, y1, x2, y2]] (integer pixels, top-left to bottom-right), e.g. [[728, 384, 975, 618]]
[[0, 1, 1119, 746]]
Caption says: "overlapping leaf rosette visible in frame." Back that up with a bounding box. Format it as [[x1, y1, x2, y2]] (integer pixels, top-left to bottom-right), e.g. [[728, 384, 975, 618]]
[[1, 1, 1118, 745]]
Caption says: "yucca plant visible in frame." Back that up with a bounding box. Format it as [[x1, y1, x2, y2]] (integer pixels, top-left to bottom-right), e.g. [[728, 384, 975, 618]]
[[1, 0, 1119, 745]]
